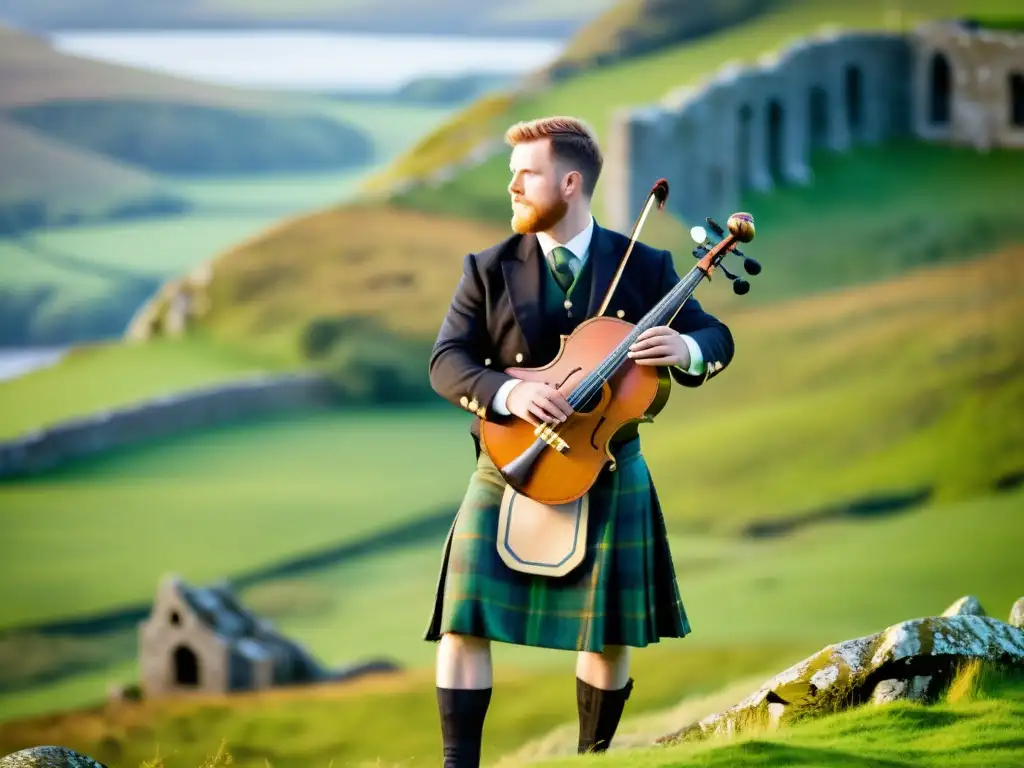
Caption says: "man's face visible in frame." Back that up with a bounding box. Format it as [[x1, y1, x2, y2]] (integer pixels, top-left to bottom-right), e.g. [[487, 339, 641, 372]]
[[508, 138, 569, 234]]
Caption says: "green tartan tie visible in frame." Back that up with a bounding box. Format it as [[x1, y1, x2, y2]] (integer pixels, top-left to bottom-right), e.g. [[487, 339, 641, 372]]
[[549, 246, 575, 292]]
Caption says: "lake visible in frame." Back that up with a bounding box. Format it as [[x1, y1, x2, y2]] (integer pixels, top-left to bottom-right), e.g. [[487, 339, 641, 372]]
[[50, 30, 566, 91]]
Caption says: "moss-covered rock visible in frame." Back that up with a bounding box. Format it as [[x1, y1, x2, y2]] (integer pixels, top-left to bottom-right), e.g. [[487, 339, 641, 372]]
[[0, 747, 107, 767], [657, 608, 1024, 745]]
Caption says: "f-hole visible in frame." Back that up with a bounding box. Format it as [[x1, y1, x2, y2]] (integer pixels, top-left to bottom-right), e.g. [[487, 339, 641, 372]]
[[1010, 72, 1024, 127], [173, 644, 200, 686], [929, 52, 952, 125]]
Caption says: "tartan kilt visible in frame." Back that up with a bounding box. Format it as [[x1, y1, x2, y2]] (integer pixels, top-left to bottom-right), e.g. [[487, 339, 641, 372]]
[[423, 438, 691, 652]]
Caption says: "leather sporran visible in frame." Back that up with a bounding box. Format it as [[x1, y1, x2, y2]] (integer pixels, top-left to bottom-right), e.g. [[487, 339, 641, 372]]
[[496, 485, 588, 577]]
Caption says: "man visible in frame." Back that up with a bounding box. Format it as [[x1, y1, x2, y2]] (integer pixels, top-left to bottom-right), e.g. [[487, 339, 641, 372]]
[[424, 115, 734, 766]]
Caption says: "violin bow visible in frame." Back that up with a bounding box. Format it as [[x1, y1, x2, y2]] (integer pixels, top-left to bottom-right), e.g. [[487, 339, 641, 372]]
[[595, 178, 670, 318]]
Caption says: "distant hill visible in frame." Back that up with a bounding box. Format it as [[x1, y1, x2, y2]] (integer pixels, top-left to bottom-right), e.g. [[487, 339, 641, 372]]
[[0, 0, 617, 36], [0, 119, 186, 234], [0, 26, 374, 233]]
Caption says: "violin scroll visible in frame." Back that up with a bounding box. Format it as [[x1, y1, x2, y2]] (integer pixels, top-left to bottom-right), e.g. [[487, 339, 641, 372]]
[[727, 212, 755, 242]]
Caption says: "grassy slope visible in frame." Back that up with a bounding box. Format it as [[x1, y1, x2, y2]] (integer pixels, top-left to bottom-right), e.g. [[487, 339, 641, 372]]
[[538, 664, 1024, 768], [0, 488, 1020, 760], [0, 119, 170, 211]]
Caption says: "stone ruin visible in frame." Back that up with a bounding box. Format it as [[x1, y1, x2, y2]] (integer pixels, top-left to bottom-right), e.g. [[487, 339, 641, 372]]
[[131, 574, 398, 700], [605, 18, 1024, 231]]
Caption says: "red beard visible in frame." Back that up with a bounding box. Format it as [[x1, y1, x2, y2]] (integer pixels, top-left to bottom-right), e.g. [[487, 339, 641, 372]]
[[511, 197, 568, 234]]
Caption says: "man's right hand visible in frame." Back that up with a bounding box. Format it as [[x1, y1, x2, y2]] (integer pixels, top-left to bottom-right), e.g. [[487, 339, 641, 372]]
[[506, 381, 573, 425]]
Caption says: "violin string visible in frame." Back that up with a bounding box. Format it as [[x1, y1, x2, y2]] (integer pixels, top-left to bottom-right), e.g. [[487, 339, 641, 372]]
[[537, 266, 707, 440]]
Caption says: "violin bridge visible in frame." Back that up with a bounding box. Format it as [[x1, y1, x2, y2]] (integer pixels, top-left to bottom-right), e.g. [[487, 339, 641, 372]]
[[534, 423, 570, 453]]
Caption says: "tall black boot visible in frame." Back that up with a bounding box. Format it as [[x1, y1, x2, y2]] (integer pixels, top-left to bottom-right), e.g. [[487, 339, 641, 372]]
[[437, 686, 492, 768], [577, 676, 634, 754]]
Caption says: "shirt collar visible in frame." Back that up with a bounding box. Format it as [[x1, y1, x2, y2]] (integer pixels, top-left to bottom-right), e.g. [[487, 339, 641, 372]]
[[535, 214, 594, 261]]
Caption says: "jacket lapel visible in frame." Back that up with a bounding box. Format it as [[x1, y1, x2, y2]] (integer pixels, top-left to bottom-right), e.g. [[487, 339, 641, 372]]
[[586, 221, 620, 319], [501, 233, 543, 361]]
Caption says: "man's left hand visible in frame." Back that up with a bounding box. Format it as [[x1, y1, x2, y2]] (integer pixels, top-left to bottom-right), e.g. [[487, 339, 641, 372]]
[[627, 325, 690, 367]]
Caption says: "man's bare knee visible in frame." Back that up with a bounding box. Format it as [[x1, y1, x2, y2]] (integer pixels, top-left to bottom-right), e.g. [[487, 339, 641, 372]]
[[442, 632, 491, 652]]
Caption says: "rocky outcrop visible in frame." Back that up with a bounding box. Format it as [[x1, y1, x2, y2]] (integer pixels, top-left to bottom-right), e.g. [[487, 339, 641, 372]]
[[125, 261, 213, 341], [1009, 597, 1024, 629], [657, 596, 1024, 745]]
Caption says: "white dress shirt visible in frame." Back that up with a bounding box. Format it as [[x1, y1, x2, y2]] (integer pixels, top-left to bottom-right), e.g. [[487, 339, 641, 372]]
[[491, 215, 705, 415]]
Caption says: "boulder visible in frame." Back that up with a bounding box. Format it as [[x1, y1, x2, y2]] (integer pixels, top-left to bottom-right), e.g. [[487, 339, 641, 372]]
[[0, 747, 107, 767], [942, 595, 986, 617], [657, 612, 1024, 745]]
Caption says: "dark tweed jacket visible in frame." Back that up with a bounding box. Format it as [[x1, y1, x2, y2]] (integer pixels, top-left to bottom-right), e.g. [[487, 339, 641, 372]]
[[428, 220, 734, 445]]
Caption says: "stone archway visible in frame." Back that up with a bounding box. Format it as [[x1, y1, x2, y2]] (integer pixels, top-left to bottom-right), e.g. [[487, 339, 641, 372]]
[[1010, 72, 1024, 128], [737, 103, 753, 192], [808, 85, 829, 151], [173, 644, 200, 686], [844, 64, 864, 141], [929, 52, 952, 126], [766, 98, 784, 185]]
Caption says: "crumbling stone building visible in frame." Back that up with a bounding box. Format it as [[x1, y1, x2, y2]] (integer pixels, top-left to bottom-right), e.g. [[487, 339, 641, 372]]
[[605, 18, 1024, 231]]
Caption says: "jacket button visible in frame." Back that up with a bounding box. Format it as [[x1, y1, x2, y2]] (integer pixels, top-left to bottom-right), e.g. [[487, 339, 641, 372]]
[[616, 309, 625, 318], [515, 353, 524, 363], [484, 358, 492, 366]]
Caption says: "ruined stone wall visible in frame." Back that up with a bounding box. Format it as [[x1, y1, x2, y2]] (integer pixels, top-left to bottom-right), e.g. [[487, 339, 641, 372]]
[[0, 372, 336, 480], [605, 21, 1022, 231], [912, 21, 1024, 150]]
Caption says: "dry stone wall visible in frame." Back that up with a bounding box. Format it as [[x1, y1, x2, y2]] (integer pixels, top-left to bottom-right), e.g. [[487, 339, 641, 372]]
[[0, 372, 335, 480]]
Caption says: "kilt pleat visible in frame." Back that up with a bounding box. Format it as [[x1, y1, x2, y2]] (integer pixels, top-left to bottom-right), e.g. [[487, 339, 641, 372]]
[[423, 439, 691, 652]]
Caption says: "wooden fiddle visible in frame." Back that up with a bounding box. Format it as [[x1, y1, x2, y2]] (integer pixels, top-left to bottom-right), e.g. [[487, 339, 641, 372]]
[[479, 180, 758, 506]]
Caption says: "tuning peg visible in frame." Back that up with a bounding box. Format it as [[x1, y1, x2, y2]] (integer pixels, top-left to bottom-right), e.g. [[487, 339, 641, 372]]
[[705, 217, 725, 237], [744, 257, 761, 275], [733, 278, 750, 295], [689, 225, 708, 245], [719, 263, 739, 281]]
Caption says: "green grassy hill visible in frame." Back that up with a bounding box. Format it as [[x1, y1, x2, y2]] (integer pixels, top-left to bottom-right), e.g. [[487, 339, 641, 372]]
[[0, 118, 187, 232]]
